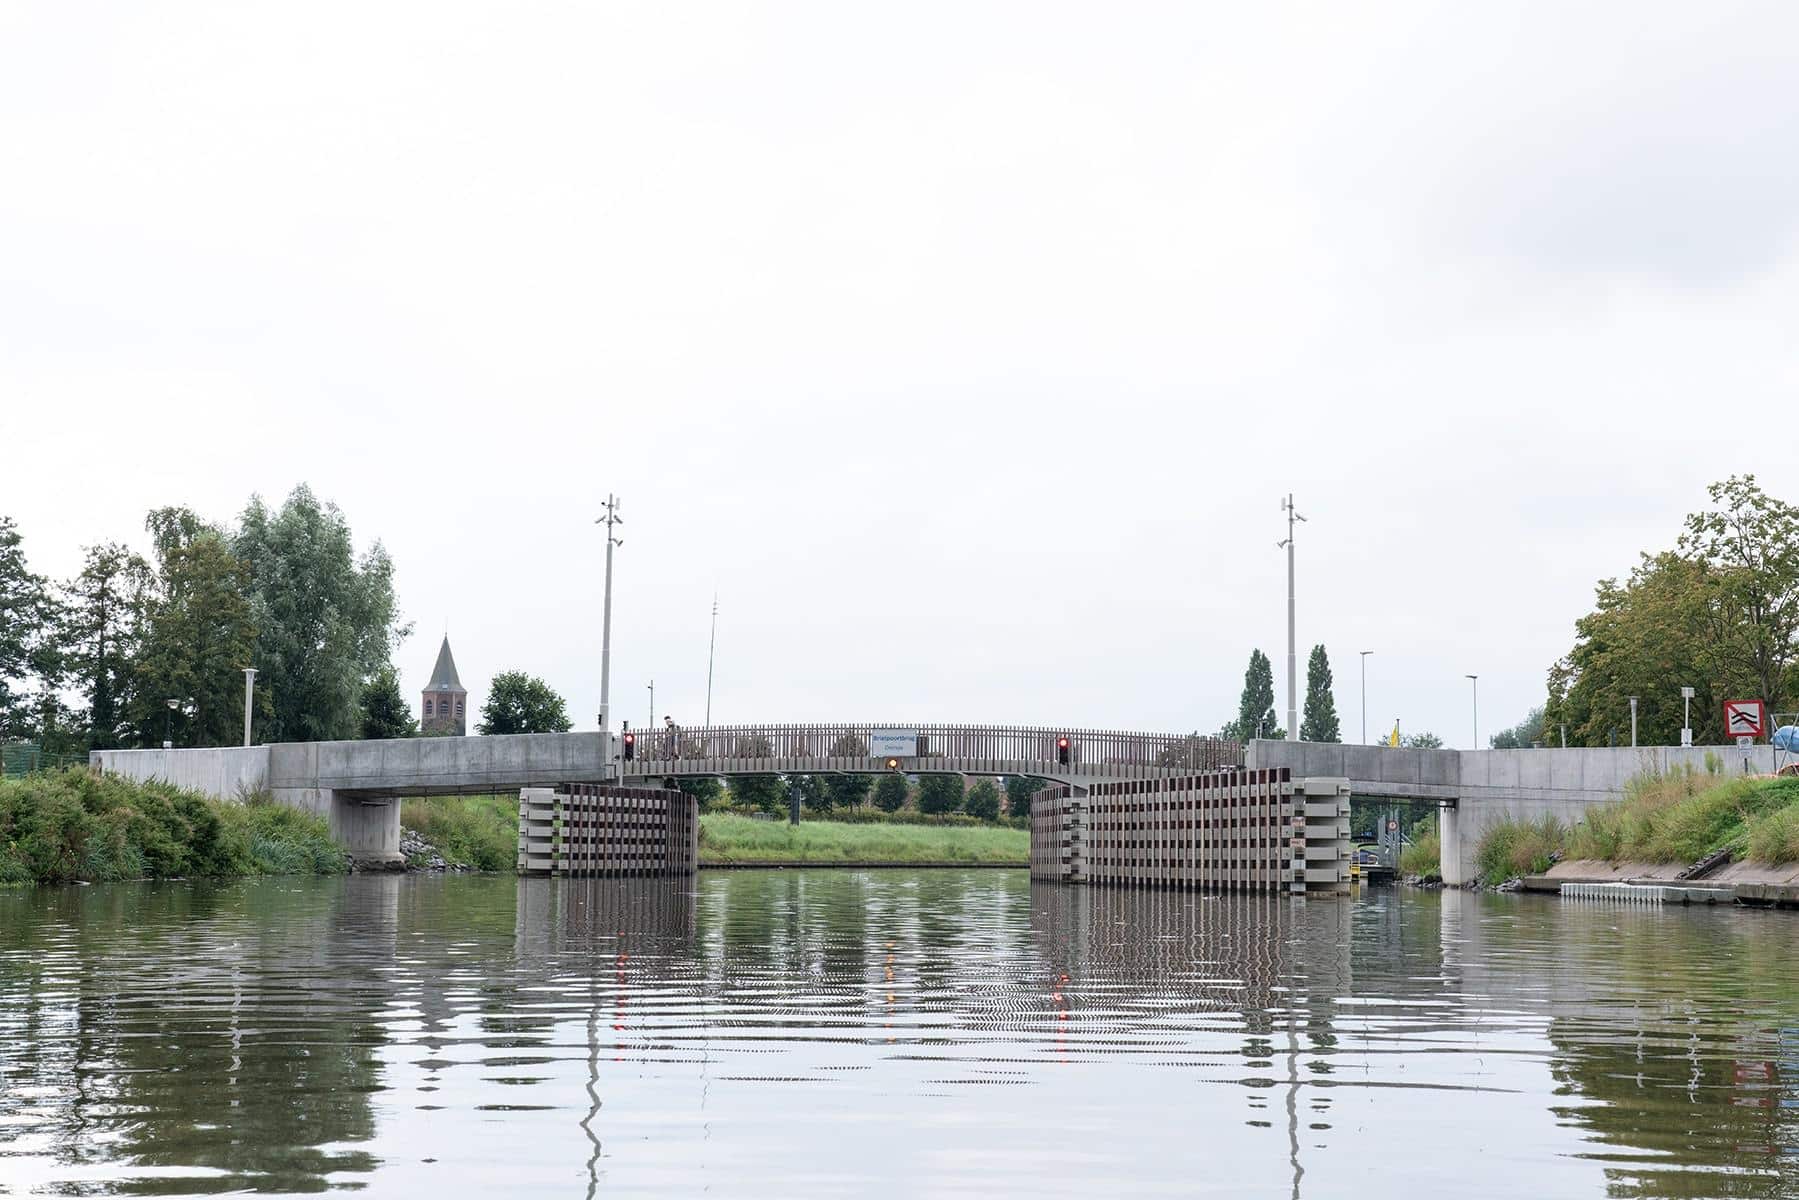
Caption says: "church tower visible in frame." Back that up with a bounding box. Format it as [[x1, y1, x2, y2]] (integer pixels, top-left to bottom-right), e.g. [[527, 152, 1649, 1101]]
[[421, 635, 468, 736]]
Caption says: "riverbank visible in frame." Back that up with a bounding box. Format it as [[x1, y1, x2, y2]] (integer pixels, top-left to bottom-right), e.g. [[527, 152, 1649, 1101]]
[[697, 812, 1028, 866], [0, 769, 347, 885]]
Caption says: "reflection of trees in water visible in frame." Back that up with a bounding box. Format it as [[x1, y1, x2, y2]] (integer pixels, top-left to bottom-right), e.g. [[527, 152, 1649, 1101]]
[[0, 877, 393, 1192], [1515, 909, 1799, 1199]]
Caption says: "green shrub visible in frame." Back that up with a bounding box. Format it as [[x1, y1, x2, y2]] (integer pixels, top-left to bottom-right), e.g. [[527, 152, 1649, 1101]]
[[1474, 814, 1565, 882], [1399, 831, 1440, 879], [401, 794, 518, 870], [1745, 804, 1799, 864], [1565, 774, 1799, 864], [0, 768, 345, 884]]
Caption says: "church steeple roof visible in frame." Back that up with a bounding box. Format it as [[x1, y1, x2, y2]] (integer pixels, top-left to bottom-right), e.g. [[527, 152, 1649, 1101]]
[[425, 635, 464, 693]]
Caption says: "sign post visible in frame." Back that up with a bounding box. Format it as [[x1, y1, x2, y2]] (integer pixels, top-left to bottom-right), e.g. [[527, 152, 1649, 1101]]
[[1681, 686, 1695, 747]]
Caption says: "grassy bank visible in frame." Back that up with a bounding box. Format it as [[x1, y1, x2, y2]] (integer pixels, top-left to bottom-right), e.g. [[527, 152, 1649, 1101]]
[[401, 794, 517, 870], [0, 768, 347, 885], [1471, 770, 1799, 882], [698, 812, 1028, 865], [1399, 830, 1441, 879]]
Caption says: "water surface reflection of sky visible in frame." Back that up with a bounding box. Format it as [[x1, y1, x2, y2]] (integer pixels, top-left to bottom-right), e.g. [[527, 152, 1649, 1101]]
[[1, 872, 1795, 1197]]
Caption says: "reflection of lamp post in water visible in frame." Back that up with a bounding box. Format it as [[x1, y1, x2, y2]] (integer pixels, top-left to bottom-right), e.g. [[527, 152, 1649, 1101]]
[[164, 697, 179, 749]]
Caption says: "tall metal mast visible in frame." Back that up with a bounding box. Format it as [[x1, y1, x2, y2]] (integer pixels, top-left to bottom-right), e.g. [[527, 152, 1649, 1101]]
[[705, 593, 718, 727], [1278, 494, 1306, 741], [595, 494, 622, 733]]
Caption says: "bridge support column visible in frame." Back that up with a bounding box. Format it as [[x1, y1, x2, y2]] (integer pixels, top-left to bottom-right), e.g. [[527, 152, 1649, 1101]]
[[1439, 801, 1463, 887], [272, 786, 403, 869]]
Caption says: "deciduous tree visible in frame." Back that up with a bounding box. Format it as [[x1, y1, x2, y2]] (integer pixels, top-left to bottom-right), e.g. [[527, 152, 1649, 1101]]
[[1005, 775, 1043, 818], [477, 671, 571, 734], [59, 543, 151, 750], [1489, 705, 1547, 749], [916, 774, 964, 815], [872, 773, 908, 813], [359, 665, 418, 739], [130, 521, 257, 748], [0, 517, 55, 741], [234, 486, 410, 743], [964, 779, 1001, 821]]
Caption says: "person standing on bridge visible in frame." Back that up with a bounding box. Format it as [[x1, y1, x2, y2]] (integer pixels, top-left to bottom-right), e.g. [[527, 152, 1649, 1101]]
[[664, 715, 678, 759]]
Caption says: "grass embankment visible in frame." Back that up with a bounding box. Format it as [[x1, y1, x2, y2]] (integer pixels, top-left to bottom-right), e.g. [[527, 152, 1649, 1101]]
[[1399, 830, 1441, 879], [401, 794, 518, 869], [0, 768, 347, 885], [1472, 770, 1799, 882], [698, 812, 1028, 866]]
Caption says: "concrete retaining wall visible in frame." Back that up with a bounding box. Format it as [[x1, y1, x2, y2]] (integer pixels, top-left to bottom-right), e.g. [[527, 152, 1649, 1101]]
[[89, 747, 271, 799]]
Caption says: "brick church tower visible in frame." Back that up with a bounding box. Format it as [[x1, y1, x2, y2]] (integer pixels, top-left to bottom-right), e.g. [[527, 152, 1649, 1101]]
[[421, 635, 468, 736]]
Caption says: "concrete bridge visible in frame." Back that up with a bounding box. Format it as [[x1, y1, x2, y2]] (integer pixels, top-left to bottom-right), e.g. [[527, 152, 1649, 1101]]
[[91, 724, 1238, 866], [94, 728, 1759, 882], [1245, 739, 1780, 884]]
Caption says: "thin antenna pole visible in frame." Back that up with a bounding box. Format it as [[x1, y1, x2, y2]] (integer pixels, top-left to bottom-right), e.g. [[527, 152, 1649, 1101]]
[[705, 593, 718, 727], [1278, 494, 1306, 741], [595, 495, 623, 733]]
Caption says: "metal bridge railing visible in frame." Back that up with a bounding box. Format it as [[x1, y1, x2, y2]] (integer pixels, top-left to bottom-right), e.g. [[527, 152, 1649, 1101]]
[[625, 722, 1239, 774]]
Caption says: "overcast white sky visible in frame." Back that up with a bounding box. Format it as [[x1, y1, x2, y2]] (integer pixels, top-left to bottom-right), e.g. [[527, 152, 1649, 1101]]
[[5, 1, 1798, 747]]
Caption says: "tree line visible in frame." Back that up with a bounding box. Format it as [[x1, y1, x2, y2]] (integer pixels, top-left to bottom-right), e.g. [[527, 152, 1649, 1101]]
[[0, 487, 408, 752], [665, 733, 1041, 823], [1539, 475, 1799, 748]]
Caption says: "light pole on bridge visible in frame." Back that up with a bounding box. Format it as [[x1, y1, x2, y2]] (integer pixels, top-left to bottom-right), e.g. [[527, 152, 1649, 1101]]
[[1359, 650, 1372, 745], [595, 495, 623, 736], [1466, 674, 1479, 750], [1278, 495, 1305, 741]]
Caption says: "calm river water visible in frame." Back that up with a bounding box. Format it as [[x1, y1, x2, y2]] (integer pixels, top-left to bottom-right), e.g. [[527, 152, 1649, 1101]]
[[2, 871, 1796, 1198]]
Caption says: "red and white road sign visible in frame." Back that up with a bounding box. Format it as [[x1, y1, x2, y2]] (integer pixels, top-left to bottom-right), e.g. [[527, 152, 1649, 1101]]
[[1724, 699, 1766, 739]]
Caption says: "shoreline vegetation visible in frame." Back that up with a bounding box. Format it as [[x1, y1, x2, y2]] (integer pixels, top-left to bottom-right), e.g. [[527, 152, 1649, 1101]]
[[697, 812, 1027, 866], [0, 769, 346, 886], [1398, 765, 1799, 885], [400, 794, 1031, 870]]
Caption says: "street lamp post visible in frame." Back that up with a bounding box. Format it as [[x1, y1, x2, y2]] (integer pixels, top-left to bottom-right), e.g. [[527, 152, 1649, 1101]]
[[1680, 686, 1695, 747], [647, 679, 655, 732], [164, 697, 179, 750], [1465, 674, 1479, 749], [1359, 651, 1373, 744]]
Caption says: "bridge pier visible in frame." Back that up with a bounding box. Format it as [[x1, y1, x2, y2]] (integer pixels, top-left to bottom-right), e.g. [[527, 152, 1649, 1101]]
[[1439, 801, 1463, 886], [272, 786, 403, 869]]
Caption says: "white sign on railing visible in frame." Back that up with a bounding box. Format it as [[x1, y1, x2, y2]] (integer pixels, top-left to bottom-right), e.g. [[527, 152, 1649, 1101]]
[[868, 730, 918, 758]]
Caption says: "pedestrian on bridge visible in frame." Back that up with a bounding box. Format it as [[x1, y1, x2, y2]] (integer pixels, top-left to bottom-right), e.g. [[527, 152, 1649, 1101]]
[[664, 715, 678, 759]]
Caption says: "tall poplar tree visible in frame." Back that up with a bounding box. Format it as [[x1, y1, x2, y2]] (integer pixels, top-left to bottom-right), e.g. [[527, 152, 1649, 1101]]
[[1299, 644, 1341, 743], [1231, 649, 1278, 741]]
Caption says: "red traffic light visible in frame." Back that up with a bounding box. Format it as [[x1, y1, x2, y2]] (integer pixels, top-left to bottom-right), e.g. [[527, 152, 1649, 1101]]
[[1056, 736, 1070, 765], [622, 731, 636, 760], [1056, 737, 1069, 749]]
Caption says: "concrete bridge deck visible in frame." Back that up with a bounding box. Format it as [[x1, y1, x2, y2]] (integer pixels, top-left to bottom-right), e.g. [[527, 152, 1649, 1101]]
[[94, 729, 1770, 882], [91, 724, 1238, 865]]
